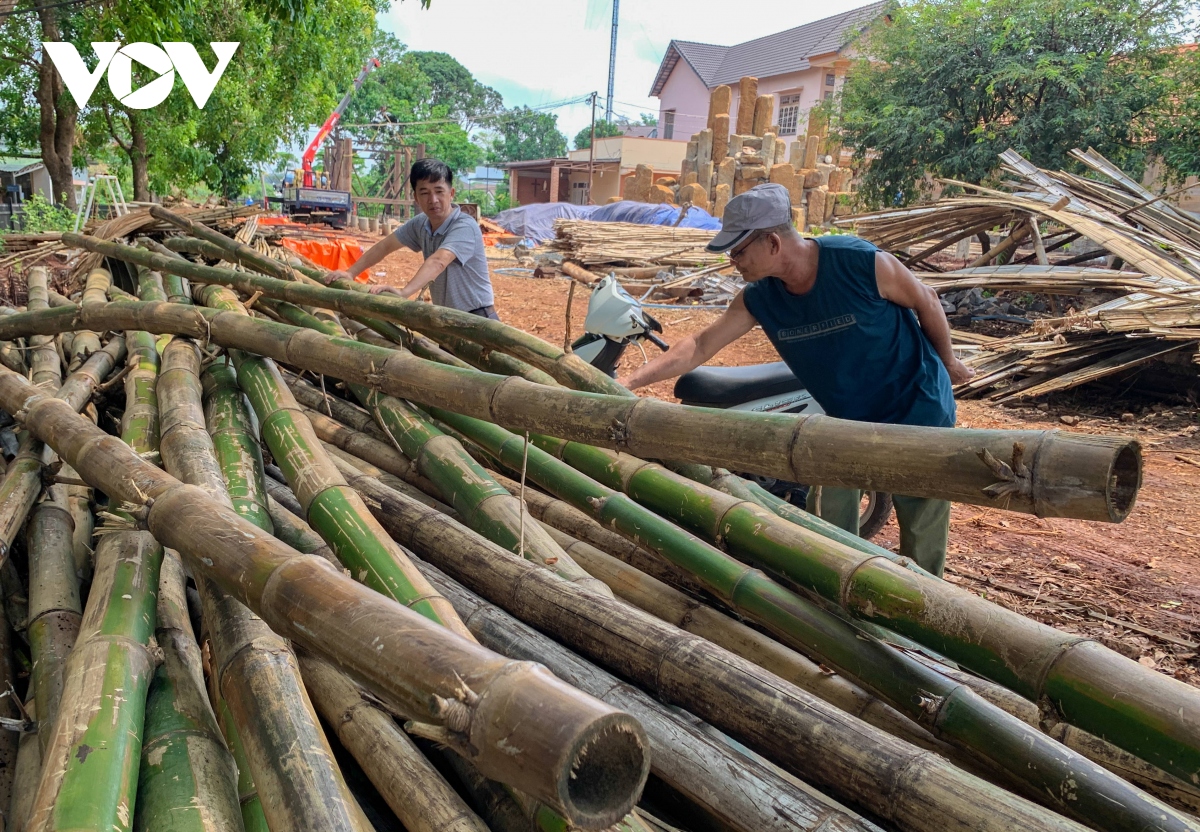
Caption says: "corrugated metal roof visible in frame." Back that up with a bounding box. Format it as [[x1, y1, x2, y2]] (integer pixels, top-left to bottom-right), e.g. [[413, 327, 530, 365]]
[[0, 156, 45, 175], [650, 1, 888, 95]]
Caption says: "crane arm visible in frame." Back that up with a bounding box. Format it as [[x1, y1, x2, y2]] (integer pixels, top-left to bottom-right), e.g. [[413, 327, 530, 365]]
[[301, 58, 381, 187]]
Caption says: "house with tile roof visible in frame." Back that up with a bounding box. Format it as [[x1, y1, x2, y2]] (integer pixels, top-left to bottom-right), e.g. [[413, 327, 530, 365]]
[[649, 1, 887, 142]]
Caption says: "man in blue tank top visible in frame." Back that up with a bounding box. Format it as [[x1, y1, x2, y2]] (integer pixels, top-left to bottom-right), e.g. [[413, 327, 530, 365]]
[[619, 184, 974, 577]]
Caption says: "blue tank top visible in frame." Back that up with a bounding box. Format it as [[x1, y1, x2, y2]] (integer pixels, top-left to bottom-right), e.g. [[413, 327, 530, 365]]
[[742, 235, 956, 427]]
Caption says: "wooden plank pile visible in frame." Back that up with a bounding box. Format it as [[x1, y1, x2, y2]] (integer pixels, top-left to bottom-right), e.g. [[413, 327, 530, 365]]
[[622, 76, 855, 228], [840, 149, 1200, 401], [0, 207, 1198, 831]]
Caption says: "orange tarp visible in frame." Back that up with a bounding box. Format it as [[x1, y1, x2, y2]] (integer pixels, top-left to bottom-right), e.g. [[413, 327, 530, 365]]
[[278, 236, 368, 281]]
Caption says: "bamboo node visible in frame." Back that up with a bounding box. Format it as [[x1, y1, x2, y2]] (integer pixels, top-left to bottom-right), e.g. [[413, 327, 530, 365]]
[[979, 442, 1032, 505], [608, 418, 632, 447]]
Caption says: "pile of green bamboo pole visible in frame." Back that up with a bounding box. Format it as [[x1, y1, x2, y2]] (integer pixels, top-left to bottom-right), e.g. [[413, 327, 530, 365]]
[[0, 213, 1194, 832]]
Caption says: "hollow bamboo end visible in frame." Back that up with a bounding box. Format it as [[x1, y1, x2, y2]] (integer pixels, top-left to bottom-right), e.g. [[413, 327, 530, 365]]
[[469, 667, 649, 829], [1106, 442, 1141, 522], [558, 711, 650, 829]]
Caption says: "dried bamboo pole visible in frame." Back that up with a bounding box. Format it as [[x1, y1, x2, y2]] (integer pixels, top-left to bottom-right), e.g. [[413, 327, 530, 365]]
[[0, 613, 18, 828], [0, 331, 126, 567], [158, 336, 370, 832], [0, 367, 648, 829], [0, 286, 1140, 522], [134, 549, 245, 832], [335, 466, 1087, 832], [298, 654, 490, 832], [424, 561, 885, 832]]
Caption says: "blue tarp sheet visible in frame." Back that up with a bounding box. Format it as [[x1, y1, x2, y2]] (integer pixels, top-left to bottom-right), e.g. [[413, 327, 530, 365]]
[[493, 201, 721, 243]]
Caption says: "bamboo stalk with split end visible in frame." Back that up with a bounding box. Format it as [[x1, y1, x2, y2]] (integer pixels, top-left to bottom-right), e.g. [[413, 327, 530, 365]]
[[298, 653, 490, 832], [335, 465, 1088, 832], [264, 300, 602, 592], [134, 549, 245, 832], [423, 560, 885, 832], [159, 336, 370, 832], [0, 367, 649, 829]]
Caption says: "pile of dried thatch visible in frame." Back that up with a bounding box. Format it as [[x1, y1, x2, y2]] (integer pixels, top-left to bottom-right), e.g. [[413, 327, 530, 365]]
[[547, 219, 722, 267], [840, 149, 1200, 401]]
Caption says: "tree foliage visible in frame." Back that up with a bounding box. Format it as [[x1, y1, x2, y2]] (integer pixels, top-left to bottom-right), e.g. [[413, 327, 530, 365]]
[[573, 119, 623, 150], [835, 0, 1196, 206], [340, 33, 485, 175], [486, 107, 567, 163]]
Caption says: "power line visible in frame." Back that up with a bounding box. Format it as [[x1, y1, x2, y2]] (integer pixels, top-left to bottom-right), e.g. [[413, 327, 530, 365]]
[[0, 0, 100, 20]]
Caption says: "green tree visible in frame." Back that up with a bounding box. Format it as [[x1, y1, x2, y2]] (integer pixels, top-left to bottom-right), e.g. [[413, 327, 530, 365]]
[[1150, 46, 1200, 182], [341, 33, 485, 174], [835, 0, 1193, 206], [408, 51, 503, 129], [573, 119, 623, 150], [486, 107, 567, 163]]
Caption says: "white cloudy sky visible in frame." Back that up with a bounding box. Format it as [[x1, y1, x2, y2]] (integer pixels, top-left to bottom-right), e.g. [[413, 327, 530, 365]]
[[377, 0, 874, 147]]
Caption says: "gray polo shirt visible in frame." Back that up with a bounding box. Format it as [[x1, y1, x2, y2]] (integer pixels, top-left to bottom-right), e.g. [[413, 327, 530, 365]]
[[393, 207, 494, 312]]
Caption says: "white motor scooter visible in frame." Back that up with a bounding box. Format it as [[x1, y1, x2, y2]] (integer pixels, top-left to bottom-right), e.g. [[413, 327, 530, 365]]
[[572, 275, 894, 539]]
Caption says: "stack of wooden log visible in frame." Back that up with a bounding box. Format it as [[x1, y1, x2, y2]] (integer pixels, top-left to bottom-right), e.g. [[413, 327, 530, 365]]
[[841, 148, 1200, 401], [0, 206, 1198, 832], [622, 76, 855, 227]]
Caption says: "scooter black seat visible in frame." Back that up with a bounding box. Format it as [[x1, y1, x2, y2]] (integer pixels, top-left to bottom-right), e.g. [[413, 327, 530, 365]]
[[673, 362, 803, 406]]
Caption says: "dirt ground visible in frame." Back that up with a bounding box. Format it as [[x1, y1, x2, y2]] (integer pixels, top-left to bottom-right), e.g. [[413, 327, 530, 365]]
[[366, 243, 1200, 687]]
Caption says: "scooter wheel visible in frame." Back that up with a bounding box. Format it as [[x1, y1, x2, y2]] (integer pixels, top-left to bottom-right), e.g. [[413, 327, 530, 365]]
[[858, 491, 894, 540]]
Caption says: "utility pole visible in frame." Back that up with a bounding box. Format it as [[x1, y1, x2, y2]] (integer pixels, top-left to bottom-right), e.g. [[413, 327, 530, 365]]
[[606, 0, 619, 122], [587, 91, 598, 205]]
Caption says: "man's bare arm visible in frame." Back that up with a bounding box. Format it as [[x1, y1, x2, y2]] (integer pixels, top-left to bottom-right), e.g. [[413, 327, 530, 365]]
[[379, 248, 456, 298], [323, 233, 405, 284], [875, 251, 974, 384], [618, 291, 757, 390]]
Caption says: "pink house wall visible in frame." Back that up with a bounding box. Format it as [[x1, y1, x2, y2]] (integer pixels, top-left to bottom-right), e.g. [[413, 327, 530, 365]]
[[655, 62, 711, 141], [656, 61, 847, 142]]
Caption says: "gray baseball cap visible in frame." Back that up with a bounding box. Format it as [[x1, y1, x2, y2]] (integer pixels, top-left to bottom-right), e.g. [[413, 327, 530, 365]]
[[706, 183, 792, 253]]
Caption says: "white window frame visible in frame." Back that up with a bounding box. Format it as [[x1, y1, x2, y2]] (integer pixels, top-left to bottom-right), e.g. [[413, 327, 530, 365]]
[[663, 110, 675, 140], [777, 93, 802, 135]]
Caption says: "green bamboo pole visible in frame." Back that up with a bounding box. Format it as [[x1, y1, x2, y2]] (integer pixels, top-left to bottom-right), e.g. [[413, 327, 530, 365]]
[[134, 549, 245, 832], [0, 612, 18, 829], [0, 362, 649, 828], [124, 263, 245, 832], [158, 336, 370, 832], [25, 282, 164, 830], [3, 301, 1191, 784], [22, 249, 1142, 521], [264, 301, 603, 591], [334, 464, 1086, 832], [193, 286, 472, 639], [10, 689, 40, 832], [355, 408, 1194, 832]]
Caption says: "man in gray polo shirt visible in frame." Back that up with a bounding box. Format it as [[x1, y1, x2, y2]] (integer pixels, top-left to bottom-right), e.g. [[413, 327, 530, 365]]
[[323, 158, 498, 319]]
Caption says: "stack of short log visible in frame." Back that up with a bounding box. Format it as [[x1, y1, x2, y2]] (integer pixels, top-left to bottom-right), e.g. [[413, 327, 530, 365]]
[[622, 76, 855, 228], [0, 207, 1198, 832]]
